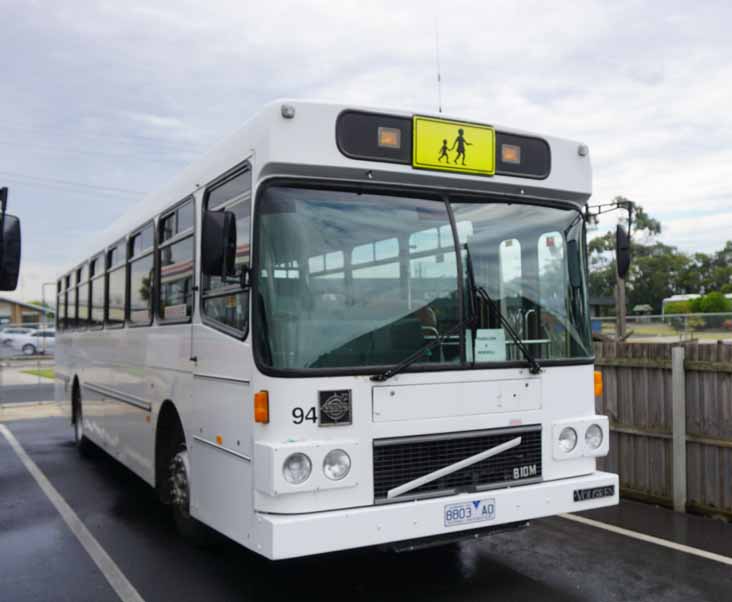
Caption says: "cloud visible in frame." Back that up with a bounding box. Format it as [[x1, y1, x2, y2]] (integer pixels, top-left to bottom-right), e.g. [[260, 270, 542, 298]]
[[2, 0, 731, 301]]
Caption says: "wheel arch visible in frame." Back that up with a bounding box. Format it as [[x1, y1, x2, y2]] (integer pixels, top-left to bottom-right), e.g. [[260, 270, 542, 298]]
[[155, 399, 186, 503]]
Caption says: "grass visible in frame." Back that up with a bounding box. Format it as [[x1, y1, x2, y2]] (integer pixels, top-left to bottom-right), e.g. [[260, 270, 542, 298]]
[[21, 368, 55, 380]]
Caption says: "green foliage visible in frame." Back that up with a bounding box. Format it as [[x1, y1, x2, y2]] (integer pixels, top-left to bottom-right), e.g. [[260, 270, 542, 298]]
[[663, 301, 691, 314], [690, 292, 732, 313], [588, 199, 732, 313]]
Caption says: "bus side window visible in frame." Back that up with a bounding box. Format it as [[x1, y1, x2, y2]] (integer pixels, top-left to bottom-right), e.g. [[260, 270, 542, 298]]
[[67, 268, 80, 330], [128, 223, 155, 326], [89, 254, 105, 329], [159, 199, 195, 322], [62, 274, 70, 330], [105, 240, 126, 328], [201, 168, 251, 335], [77, 262, 89, 330]]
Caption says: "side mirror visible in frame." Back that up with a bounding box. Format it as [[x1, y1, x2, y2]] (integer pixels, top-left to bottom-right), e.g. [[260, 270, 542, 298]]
[[567, 239, 582, 289], [0, 213, 21, 291], [202, 209, 237, 277], [616, 225, 631, 279]]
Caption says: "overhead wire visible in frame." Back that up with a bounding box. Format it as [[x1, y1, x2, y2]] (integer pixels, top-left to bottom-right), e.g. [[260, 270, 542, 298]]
[[0, 171, 144, 196]]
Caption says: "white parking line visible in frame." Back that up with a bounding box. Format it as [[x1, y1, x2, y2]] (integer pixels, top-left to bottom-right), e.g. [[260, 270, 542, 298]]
[[0, 424, 145, 602], [560, 512, 732, 567]]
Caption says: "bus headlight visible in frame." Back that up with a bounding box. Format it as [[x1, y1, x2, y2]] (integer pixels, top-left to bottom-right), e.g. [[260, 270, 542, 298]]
[[585, 424, 603, 450], [323, 449, 351, 481], [558, 427, 578, 453], [283, 453, 312, 484]]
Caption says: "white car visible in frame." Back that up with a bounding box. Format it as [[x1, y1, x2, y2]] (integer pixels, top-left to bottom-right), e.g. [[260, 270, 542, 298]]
[[11, 329, 55, 355], [1, 327, 37, 346]]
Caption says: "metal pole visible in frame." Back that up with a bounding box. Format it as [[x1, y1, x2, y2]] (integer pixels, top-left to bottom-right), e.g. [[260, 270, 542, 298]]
[[41, 281, 55, 328], [672, 346, 687, 512]]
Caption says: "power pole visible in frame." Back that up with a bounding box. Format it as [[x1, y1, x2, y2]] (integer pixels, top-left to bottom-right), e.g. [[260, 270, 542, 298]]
[[615, 270, 626, 339]]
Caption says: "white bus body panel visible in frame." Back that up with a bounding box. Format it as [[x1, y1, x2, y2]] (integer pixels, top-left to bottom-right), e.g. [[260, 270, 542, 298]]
[[55, 99, 609, 559], [255, 471, 619, 559]]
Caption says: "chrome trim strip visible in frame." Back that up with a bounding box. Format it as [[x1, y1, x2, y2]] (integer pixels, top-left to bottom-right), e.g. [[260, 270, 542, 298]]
[[193, 373, 251, 385], [193, 436, 251, 462], [83, 382, 152, 412], [373, 424, 541, 447]]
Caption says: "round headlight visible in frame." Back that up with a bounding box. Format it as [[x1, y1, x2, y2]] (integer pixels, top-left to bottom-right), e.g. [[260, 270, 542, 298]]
[[323, 449, 351, 481], [283, 452, 312, 484], [585, 424, 603, 450], [559, 427, 578, 453]]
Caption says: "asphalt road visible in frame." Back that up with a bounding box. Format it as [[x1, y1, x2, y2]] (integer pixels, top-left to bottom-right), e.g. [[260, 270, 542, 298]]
[[0, 383, 55, 404], [2, 416, 732, 602]]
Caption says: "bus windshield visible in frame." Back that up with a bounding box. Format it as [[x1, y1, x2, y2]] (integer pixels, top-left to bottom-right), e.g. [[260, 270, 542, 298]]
[[254, 185, 591, 372]]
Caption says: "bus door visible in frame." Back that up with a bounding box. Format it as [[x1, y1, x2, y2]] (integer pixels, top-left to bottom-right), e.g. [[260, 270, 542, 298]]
[[189, 167, 253, 538]]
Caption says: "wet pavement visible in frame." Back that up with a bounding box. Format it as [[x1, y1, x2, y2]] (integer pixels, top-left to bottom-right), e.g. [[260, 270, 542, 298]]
[[1, 416, 731, 602], [0, 383, 55, 404], [0, 360, 56, 404]]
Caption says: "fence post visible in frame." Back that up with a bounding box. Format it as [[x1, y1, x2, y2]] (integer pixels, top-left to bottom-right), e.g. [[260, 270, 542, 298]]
[[671, 346, 687, 512]]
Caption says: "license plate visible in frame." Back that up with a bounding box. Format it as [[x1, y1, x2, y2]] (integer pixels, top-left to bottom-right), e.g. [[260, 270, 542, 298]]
[[413, 116, 495, 176], [444, 498, 496, 527]]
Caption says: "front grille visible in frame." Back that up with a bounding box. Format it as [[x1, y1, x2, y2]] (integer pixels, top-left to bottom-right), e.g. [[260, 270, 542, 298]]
[[373, 425, 542, 502]]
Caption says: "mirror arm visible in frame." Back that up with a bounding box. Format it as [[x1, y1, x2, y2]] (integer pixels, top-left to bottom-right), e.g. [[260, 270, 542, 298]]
[[240, 266, 252, 290]]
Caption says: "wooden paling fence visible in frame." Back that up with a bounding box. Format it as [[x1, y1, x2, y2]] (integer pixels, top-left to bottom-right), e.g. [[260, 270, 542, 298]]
[[594, 341, 732, 519]]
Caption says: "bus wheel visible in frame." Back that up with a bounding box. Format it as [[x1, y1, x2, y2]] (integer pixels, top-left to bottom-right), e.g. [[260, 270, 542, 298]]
[[72, 390, 94, 457], [168, 442, 211, 545]]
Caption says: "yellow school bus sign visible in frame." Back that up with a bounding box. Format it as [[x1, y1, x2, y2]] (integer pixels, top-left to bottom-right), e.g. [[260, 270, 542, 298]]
[[412, 116, 495, 176]]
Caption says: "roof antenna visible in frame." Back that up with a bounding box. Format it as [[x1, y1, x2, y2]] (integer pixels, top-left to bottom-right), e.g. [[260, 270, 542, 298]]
[[434, 18, 443, 113]]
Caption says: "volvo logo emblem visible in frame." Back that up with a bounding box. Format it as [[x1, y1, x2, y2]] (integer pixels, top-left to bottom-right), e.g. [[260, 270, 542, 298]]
[[323, 394, 348, 420], [318, 390, 352, 426]]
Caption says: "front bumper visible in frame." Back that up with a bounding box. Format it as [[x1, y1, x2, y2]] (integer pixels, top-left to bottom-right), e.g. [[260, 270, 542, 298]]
[[253, 470, 619, 559]]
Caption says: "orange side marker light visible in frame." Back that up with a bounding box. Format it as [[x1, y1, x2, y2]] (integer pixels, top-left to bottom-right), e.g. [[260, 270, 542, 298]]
[[254, 390, 270, 424], [594, 371, 603, 398]]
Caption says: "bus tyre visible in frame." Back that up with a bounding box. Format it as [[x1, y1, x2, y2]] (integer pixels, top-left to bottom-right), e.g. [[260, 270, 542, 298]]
[[168, 443, 212, 545], [73, 398, 94, 457]]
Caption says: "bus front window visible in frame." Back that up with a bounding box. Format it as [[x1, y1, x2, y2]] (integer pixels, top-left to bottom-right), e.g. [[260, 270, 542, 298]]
[[452, 201, 591, 361], [255, 187, 460, 370], [254, 186, 592, 373]]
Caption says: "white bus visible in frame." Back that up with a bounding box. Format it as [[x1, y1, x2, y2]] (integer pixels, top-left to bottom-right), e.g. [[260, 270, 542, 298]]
[[56, 100, 617, 559]]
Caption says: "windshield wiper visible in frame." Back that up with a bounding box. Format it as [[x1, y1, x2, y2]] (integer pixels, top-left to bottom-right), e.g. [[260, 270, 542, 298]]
[[370, 313, 477, 383], [371, 243, 542, 383], [464, 243, 541, 375], [474, 285, 542, 374]]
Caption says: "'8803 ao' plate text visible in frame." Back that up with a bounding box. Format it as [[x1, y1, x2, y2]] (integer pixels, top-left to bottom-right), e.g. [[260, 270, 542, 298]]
[[444, 498, 496, 527]]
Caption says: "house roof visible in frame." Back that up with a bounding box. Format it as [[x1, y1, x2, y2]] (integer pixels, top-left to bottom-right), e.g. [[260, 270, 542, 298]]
[[0, 297, 51, 313], [633, 304, 654, 312]]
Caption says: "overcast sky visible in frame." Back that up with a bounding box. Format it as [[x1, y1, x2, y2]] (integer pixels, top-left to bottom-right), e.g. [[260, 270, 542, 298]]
[[2, 0, 731, 302]]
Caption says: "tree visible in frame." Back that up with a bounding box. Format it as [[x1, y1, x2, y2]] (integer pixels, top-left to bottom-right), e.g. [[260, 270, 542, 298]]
[[588, 201, 673, 312], [588, 197, 732, 313], [587, 202, 732, 313]]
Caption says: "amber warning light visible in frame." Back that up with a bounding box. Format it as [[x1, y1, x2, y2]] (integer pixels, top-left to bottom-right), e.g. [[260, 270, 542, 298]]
[[377, 126, 401, 149], [501, 143, 521, 164]]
